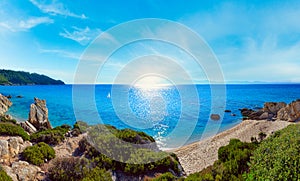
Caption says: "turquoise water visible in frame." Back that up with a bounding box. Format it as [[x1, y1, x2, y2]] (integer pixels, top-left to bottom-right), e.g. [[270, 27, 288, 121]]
[[0, 84, 300, 148]]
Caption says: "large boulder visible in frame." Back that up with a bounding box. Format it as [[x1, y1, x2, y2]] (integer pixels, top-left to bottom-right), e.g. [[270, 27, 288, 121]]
[[28, 97, 52, 131], [263, 102, 287, 114], [7, 161, 42, 181], [0, 137, 32, 164], [0, 94, 12, 116], [277, 100, 300, 122]]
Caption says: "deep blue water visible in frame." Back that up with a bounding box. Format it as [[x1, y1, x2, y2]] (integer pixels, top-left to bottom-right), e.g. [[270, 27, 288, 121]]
[[0, 84, 299, 149]]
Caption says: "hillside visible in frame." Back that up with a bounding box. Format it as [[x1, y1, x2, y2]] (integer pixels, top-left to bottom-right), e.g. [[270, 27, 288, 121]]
[[0, 69, 64, 85]]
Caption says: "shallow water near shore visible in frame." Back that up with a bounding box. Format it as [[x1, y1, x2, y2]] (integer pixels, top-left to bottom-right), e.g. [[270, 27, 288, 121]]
[[0, 84, 300, 149]]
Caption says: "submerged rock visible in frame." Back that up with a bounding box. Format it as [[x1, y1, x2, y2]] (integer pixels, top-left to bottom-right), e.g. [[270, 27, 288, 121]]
[[0, 94, 12, 116], [210, 114, 221, 121], [28, 97, 52, 131]]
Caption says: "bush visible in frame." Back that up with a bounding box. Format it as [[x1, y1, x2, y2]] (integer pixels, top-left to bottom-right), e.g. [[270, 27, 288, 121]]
[[150, 172, 177, 181], [48, 157, 112, 181], [246, 124, 300, 180], [77, 124, 181, 176], [30, 125, 70, 145], [22, 142, 55, 165], [0, 116, 17, 124], [0, 166, 12, 181], [186, 139, 257, 181], [0, 122, 29, 140]]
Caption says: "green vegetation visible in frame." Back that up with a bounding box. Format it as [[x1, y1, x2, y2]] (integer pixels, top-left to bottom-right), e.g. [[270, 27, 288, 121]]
[[186, 139, 257, 181], [0, 116, 17, 124], [150, 172, 177, 181], [49, 123, 181, 180], [185, 124, 300, 180], [30, 125, 70, 145], [0, 166, 13, 181], [78, 124, 180, 175], [0, 69, 64, 85], [0, 122, 29, 140], [22, 142, 55, 166], [246, 124, 300, 180], [48, 157, 112, 181]]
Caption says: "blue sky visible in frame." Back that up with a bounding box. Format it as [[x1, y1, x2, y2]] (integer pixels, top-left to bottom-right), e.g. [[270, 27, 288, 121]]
[[0, 0, 300, 84]]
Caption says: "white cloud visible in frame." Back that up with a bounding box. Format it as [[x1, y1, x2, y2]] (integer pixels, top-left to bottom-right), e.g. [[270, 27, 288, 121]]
[[59, 26, 102, 45], [30, 0, 87, 19], [0, 16, 53, 32]]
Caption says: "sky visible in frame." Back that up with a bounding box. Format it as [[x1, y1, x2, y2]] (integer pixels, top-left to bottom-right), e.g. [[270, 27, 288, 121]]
[[1, 0, 300, 84]]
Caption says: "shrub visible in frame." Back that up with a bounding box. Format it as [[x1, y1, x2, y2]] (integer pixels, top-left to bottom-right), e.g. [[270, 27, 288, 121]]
[[48, 157, 112, 181], [0, 122, 29, 140], [30, 125, 70, 145], [22, 142, 55, 165], [150, 172, 177, 181], [0, 166, 12, 181], [0, 116, 17, 124], [77, 124, 181, 176], [246, 124, 300, 180], [186, 139, 257, 181], [73, 121, 88, 133]]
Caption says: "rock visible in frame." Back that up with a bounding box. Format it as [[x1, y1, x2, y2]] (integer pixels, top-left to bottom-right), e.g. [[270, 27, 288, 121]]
[[20, 121, 37, 134], [6, 95, 12, 99], [240, 108, 264, 120], [11, 161, 41, 181], [28, 97, 52, 131], [263, 102, 287, 114], [0, 137, 31, 164], [2, 166, 18, 181], [0, 94, 12, 116], [16, 95, 23, 98], [0, 140, 9, 157], [277, 100, 300, 122], [4, 114, 13, 121], [224, 110, 232, 113], [259, 112, 269, 120], [210, 114, 221, 121]]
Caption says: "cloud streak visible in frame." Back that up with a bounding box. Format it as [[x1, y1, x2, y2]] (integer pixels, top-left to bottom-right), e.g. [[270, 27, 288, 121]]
[[0, 16, 53, 32], [30, 0, 87, 19], [59, 26, 102, 45]]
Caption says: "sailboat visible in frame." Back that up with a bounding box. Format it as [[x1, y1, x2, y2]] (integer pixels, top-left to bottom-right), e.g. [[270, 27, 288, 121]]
[[107, 92, 111, 99]]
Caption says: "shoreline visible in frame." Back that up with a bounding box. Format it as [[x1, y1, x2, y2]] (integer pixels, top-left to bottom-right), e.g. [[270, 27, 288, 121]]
[[173, 119, 291, 175]]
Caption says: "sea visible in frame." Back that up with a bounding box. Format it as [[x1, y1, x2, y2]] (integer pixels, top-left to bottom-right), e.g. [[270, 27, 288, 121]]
[[0, 84, 299, 149]]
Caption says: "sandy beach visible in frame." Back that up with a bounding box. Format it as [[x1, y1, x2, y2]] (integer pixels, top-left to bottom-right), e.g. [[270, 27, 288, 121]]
[[173, 120, 291, 175]]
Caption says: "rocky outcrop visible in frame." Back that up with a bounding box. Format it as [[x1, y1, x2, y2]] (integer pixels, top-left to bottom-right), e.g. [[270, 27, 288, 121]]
[[20, 121, 37, 134], [263, 102, 287, 114], [0, 136, 32, 164], [277, 100, 300, 122], [0, 94, 12, 116], [28, 98, 52, 131], [2, 161, 42, 181], [241, 99, 300, 122]]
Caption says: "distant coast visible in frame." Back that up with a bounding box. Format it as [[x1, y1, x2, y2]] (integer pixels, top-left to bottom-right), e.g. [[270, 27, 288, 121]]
[[0, 69, 64, 85]]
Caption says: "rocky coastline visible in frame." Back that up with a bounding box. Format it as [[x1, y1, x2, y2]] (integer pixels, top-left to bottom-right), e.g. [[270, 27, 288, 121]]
[[1, 92, 300, 180], [0, 94, 184, 181]]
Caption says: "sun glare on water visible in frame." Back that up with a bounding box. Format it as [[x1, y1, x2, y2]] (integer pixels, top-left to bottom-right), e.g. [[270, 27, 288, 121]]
[[133, 76, 171, 89]]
